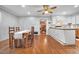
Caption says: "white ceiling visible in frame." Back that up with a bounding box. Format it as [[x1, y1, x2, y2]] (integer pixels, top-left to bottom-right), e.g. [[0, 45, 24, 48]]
[[0, 5, 79, 16]]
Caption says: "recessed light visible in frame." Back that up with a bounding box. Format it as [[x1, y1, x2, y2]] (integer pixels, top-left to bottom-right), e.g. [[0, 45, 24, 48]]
[[27, 12, 31, 15], [74, 5, 78, 8], [21, 5, 25, 7], [62, 12, 67, 15]]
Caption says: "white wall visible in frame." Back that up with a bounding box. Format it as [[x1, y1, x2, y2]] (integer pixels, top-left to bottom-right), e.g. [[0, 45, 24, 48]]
[[76, 15, 79, 24], [18, 16, 50, 35], [0, 9, 51, 41], [0, 9, 18, 41]]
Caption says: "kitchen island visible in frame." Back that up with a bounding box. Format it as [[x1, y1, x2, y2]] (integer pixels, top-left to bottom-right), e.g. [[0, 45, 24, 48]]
[[48, 26, 77, 45]]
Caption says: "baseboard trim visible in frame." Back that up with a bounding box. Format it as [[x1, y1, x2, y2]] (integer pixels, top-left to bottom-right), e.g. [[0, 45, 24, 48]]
[[0, 39, 8, 42]]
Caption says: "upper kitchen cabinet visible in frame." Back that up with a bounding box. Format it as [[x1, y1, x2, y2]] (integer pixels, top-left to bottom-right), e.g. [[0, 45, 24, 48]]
[[51, 16, 76, 26]]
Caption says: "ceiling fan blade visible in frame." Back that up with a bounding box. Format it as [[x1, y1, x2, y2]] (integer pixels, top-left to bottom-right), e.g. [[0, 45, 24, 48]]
[[48, 10, 53, 13], [43, 5, 49, 10], [50, 6, 57, 9], [42, 13, 44, 15], [49, 11, 53, 13], [43, 5, 49, 8]]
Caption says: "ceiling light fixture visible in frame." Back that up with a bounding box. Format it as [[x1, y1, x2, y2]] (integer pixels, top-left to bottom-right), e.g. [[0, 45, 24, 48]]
[[21, 5, 25, 7], [74, 5, 78, 8], [44, 11, 49, 14], [62, 12, 67, 15], [27, 12, 31, 15]]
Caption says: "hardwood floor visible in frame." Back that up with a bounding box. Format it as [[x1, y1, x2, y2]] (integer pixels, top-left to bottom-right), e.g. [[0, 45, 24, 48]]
[[0, 35, 79, 54]]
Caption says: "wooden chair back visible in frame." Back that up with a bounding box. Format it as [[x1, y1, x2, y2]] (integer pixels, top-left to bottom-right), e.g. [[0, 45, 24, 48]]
[[14, 27, 21, 48], [9, 27, 15, 34], [31, 26, 34, 39], [9, 27, 15, 48], [15, 27, 20, 32]]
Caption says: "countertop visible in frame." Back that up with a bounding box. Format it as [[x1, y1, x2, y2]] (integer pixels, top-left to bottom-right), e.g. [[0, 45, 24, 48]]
[[49, 25, 79, 30], [49, 27, 77, 30]]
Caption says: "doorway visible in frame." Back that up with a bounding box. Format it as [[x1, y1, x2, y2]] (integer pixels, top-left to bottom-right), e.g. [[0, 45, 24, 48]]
[[40, 20, 46, 35]]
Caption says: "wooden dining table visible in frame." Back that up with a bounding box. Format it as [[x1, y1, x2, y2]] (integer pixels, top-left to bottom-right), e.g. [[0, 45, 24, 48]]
[[14, 30, 30, 39], [14, 30, 30, 48]]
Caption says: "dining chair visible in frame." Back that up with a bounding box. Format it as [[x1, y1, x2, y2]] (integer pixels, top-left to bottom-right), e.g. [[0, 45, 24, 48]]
[[14, 27, 21, 48], [22, 32, 30, 48], [22, 26, 34, 48], [9, 27, 15, 48], [28, 26, 34, 47], [15, 27, 20, 32]]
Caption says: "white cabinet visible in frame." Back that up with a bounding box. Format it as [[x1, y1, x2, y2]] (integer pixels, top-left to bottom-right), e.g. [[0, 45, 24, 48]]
[[48, 28, 76, 45], [76, 15, 79, 24]]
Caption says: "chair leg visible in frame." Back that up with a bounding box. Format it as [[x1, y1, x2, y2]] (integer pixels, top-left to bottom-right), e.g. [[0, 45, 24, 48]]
[[9, 39, 13, 48], [20, 39, 22, 48], [9, 39, 11, 48], [14, 39, 18, 48]]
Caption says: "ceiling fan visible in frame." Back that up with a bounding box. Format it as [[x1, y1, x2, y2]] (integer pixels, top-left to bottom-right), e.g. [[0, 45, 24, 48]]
[[37, 5, 57, 14]]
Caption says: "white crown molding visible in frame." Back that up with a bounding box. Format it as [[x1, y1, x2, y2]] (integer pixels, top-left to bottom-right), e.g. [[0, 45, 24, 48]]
[[17, 14, 51, 17], [0, 5, 52, 17], [0, 5, 18, 17]]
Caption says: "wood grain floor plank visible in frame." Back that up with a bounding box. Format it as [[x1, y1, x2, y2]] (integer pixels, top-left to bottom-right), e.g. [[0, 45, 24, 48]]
[[0, 35, 79, 54]]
